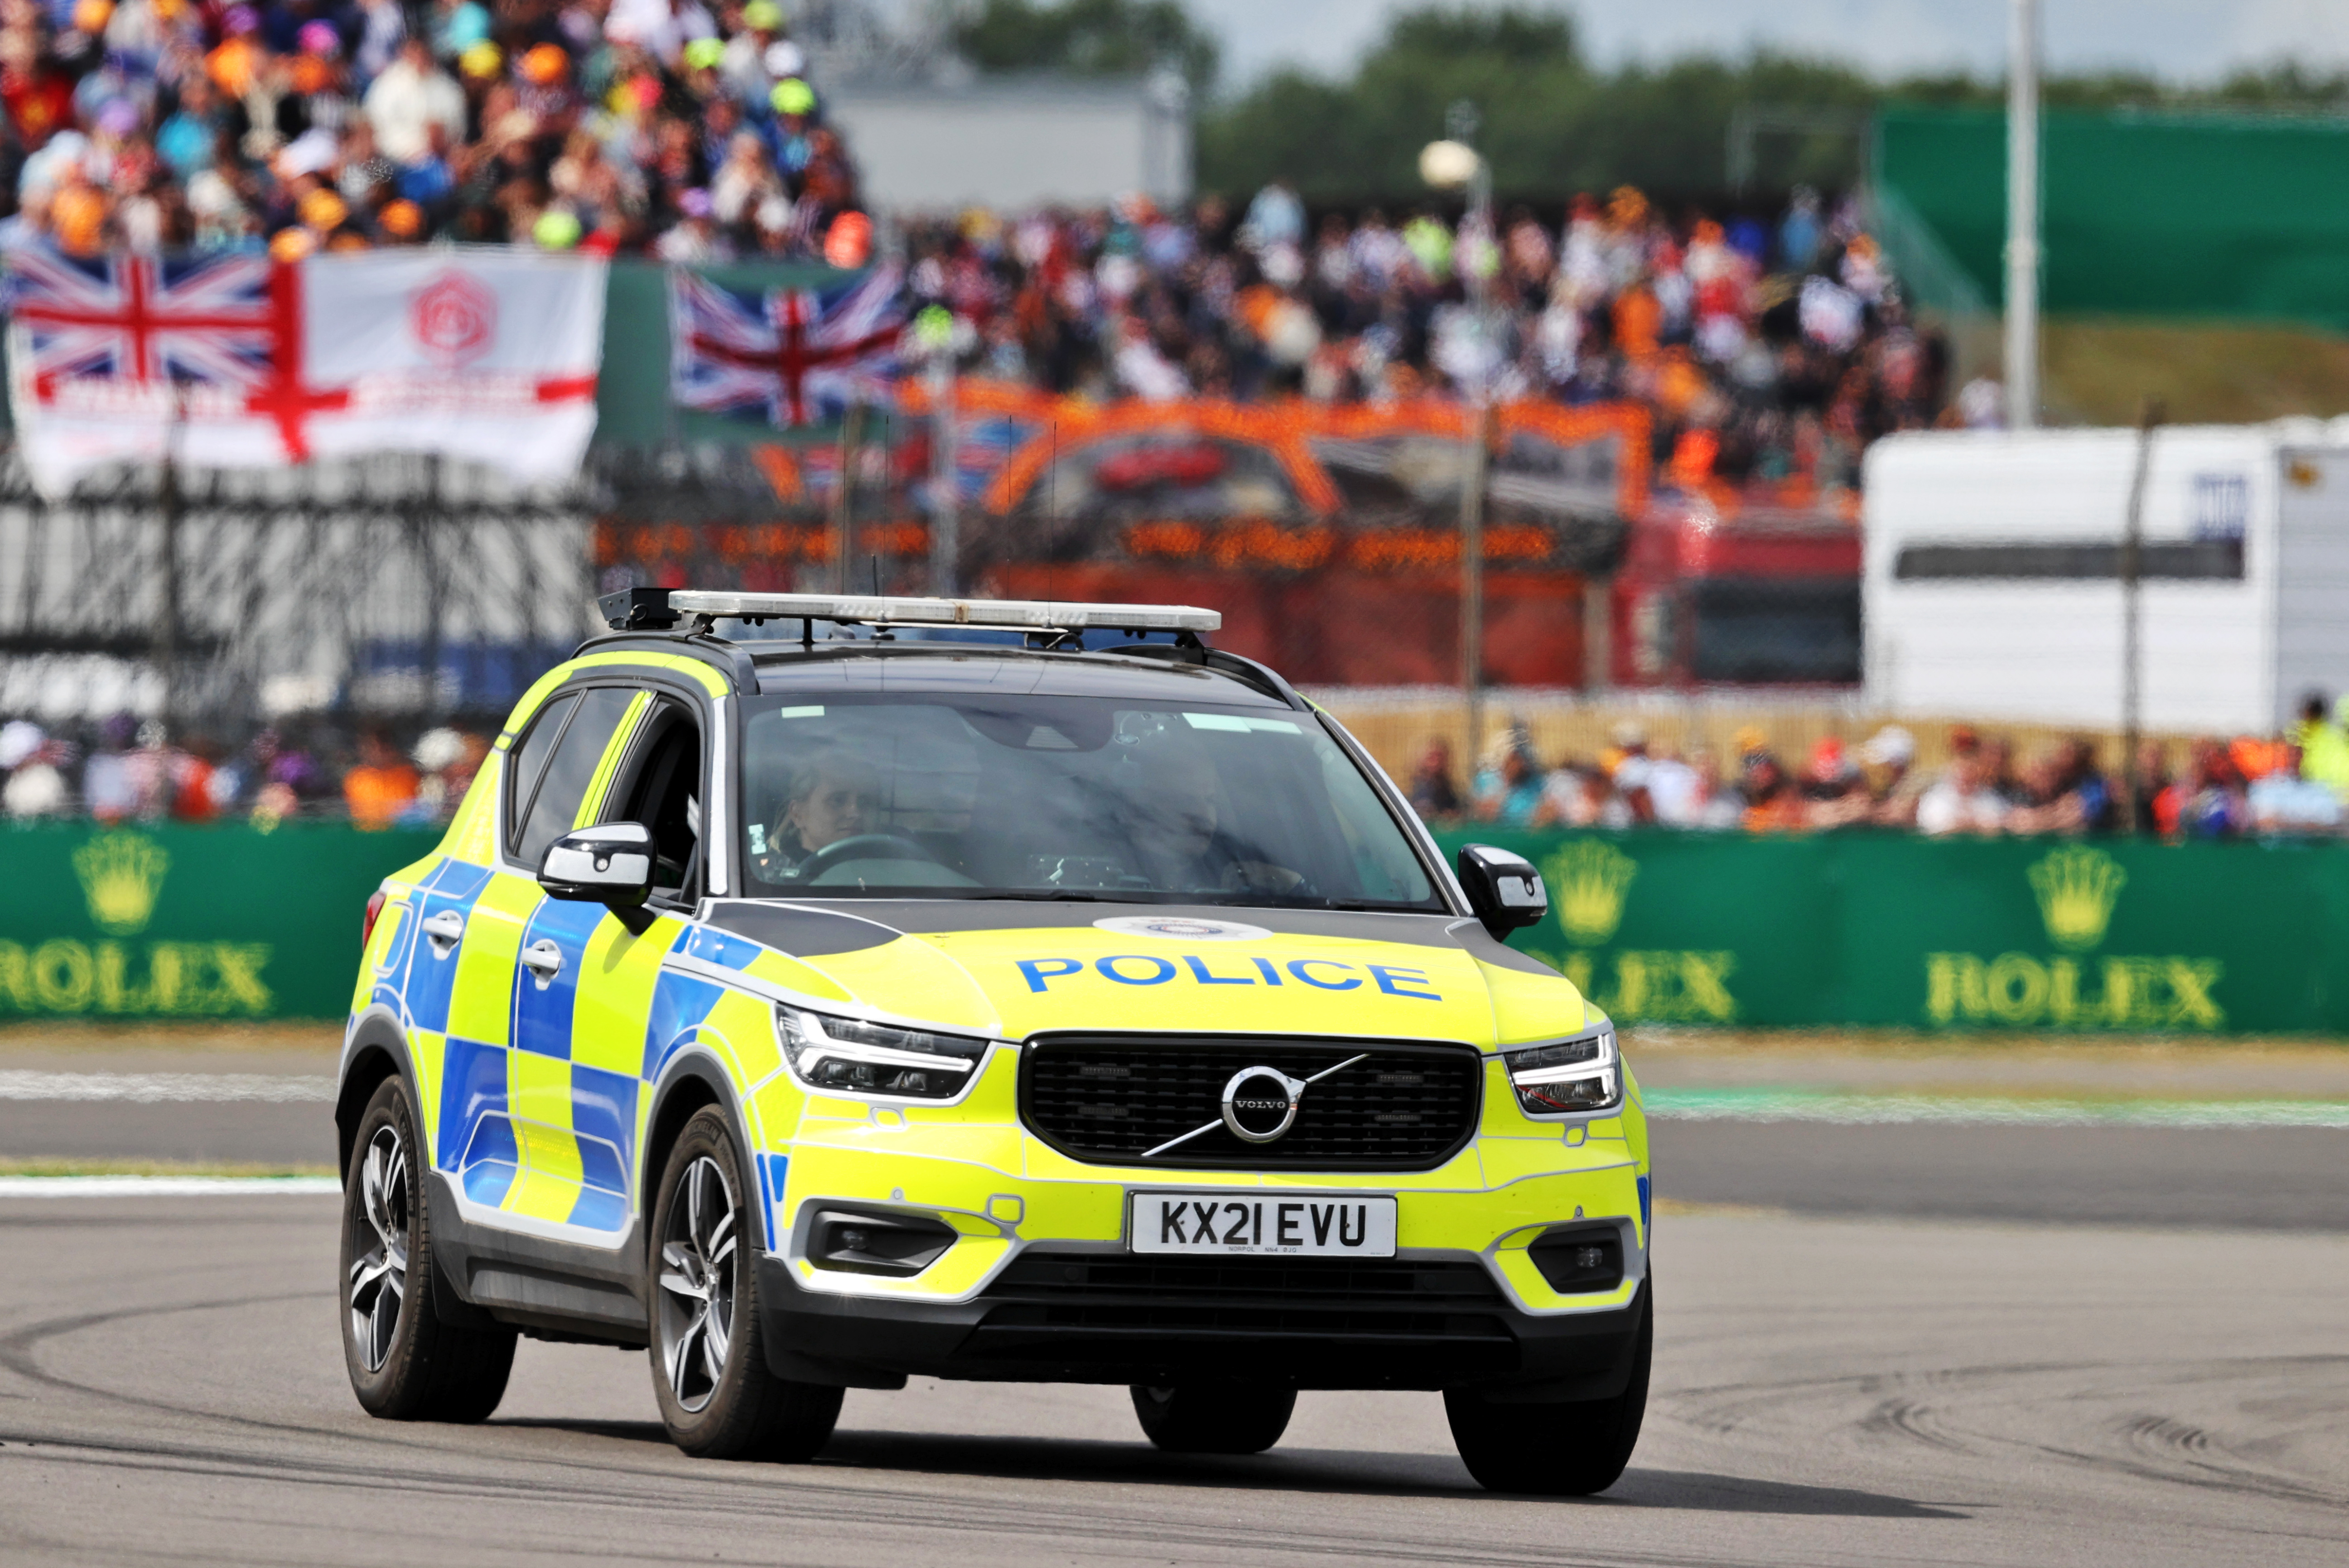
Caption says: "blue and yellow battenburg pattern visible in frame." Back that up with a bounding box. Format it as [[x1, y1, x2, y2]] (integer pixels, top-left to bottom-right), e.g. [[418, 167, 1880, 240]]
[[357, 668, 781, 1239]]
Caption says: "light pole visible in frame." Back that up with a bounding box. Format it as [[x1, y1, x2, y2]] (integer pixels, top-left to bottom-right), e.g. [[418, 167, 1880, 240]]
[[911, 304, 961, 596], [2006, 0, 2041, 429], [1422, 105, 1494, 770]]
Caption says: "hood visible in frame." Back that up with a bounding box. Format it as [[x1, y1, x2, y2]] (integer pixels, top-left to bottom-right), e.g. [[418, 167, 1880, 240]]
[[699, 900, 1592, 1049]]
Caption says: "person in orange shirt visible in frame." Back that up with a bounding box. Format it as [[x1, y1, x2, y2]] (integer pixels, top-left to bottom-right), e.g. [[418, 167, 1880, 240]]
[[1739, 751, 1809, 833], [1612, 285, 1661, 362], [343, 727, 420, 831]]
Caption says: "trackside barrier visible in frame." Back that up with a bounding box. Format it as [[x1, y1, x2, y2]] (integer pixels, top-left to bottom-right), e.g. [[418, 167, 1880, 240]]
[[1432, 830, 2346, 1034], [1, 824, 440, 1022], [2, 823, 2340, 1032]]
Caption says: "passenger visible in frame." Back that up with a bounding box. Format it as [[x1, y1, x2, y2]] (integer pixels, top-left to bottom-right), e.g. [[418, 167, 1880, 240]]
[[1117, 743, 1301, 896]]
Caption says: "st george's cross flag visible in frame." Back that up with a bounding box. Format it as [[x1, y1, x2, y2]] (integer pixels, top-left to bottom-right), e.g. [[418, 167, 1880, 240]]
[[5, 248, 607, 496], [667, 264, 903, 429]]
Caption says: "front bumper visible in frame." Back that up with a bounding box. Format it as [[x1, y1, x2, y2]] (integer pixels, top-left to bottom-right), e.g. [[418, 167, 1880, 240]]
[[752, 1073, 1651, 1393], [757, 1248, 1647, 1396]]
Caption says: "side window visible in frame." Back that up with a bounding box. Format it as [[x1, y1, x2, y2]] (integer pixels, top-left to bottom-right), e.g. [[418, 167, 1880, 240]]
[[504, 693, 579, 859], [610, 700, 704, 901], [515, 687, 639, 869]]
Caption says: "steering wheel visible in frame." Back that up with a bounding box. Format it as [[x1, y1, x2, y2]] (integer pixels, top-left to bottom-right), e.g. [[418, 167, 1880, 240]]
[[796, 832, 944, 883]]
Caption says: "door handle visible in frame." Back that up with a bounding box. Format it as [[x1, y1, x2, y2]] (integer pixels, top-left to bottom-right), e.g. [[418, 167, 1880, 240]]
[[421, 910, 464, 958], [521, 938, 564, 989]]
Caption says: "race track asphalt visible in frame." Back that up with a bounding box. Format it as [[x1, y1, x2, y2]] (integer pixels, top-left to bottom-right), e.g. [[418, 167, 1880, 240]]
[[1, 1196, 2343, 1567], [4, 1040, 2346, 1564]]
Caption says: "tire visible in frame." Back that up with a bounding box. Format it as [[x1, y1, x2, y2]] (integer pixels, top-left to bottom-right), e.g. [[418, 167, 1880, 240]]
[[339, 1076, 517, 1422], [648, 1106, 843, 1460], [1130, 1382, 1297, 1455], [1444, 1281, 1651, 1495]]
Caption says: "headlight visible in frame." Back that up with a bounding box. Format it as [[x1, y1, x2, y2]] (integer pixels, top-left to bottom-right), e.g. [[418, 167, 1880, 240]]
[[775, 1004, 989, 1100], [1503, 1025, 1621, 1117]]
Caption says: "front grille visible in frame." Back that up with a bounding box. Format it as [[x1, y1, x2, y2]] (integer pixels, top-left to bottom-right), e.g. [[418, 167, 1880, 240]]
[[1020, 1036, 1482, 1170], [976, 1252, 1514, 1345]]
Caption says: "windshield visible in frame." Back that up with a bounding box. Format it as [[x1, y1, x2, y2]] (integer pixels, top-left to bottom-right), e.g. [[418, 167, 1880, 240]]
[[737, 693, 1441, 910]]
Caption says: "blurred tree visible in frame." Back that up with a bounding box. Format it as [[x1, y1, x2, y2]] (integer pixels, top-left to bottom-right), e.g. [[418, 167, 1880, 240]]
[[1192, 4, 2349, 204], [1198, 6, 1875, 203], [953, 0, 1222, 95]]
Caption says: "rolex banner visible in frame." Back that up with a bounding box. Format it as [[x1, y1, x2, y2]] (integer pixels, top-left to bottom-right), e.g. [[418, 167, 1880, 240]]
[[1437, 830, 2340, 1034], [0, 824, 439, 1020], [5, 249, 607, 497], [0, 824, 2344, 1028]]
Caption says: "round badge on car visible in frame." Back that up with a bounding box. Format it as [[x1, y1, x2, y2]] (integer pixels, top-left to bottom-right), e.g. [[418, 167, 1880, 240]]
[[1092, 916, 1272, 942], [1221, 1066, 1307, 1143]]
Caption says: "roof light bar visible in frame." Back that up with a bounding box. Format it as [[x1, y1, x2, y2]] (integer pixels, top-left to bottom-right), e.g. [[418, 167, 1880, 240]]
[[660, 590, 1220, 634]]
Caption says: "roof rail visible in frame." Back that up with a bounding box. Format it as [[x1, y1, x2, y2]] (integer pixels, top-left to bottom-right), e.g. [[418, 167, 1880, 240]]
[[1100, 641, 1307, 709], [606, 587, 1219, 637]]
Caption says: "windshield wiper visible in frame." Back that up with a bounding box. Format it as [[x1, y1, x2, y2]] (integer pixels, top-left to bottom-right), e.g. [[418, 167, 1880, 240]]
[[973, 890, 1157, 903], [1213, 894, 1435, 913]]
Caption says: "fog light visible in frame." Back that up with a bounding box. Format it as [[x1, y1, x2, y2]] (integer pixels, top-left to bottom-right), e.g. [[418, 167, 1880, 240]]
[[809, 1208, 957, 1277], [1527, 1223, 1625, 1294]]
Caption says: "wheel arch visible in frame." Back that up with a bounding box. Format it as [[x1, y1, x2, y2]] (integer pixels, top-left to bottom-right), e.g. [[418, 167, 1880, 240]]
[[337, 1007, 418, 1187], [641, 1043, 765, 1253]]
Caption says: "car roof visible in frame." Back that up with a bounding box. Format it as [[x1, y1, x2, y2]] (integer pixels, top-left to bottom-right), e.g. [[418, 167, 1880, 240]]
[[567, 631, 1305, 709]]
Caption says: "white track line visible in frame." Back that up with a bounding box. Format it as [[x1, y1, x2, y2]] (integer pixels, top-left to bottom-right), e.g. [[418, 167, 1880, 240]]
[[1644, 1088, 2349, 1129], [0, 1177, 340, 1196], [0, 1071, 336, 1104]]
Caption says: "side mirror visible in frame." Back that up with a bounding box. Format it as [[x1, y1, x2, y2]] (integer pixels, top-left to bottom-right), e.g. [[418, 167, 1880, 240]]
[[1457, 844, 1548, 941], [540, 822, 657, 935]]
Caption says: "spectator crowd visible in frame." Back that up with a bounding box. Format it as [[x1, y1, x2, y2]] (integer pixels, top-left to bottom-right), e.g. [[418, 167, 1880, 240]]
[[1407, 692, 2349, 841], [0, 711, 487, 828], [0, 0, 1952, 487], [0, 0, 873, 262], [904, 181, 1949, 501]]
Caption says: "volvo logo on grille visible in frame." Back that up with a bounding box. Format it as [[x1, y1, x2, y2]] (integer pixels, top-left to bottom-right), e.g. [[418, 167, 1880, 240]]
[[1221, 1066, 1306, 1143], [1138, 1052, 1371, 1158]]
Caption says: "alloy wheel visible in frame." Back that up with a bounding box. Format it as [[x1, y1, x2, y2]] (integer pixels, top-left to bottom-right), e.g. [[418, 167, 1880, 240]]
[[656, 1155, 738, 1414], [348, 1124, 410, 1372]]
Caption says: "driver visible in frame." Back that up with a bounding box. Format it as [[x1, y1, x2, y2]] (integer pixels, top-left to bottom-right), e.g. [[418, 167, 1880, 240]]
[[1119, 743, 1303, 896], [757, 751, 883, 880]]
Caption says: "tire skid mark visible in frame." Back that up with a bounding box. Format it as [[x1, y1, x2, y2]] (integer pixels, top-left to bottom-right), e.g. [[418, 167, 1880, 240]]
[[0, 1431, 1751, 1568], [2, 1302, 1741, 1568], [1659, 1361, 2089, 1438], [1859, 1398, 1973, 1455], [1658, 1356, 2349, 1518]]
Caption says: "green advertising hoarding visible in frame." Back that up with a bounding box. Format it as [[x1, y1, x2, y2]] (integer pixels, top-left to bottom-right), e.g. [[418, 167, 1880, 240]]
[[0, 824, 439, 1023], [3, 824, 2343, 1032], [1435, 830, 2345, 1034]]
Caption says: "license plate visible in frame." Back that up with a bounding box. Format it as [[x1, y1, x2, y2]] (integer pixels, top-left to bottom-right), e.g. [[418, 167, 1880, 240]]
[[1129, 1192, 1398, 1258]]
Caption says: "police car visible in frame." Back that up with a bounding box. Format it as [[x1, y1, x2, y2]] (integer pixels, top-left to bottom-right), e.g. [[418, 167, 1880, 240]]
[[337, 589, 1650, 1494]]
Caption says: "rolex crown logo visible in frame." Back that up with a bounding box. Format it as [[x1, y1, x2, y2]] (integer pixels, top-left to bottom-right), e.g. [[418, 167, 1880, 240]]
[[2027, 844, 2125, 951], [1545, 839, 1638, 946], [73, 831, 171, 936]]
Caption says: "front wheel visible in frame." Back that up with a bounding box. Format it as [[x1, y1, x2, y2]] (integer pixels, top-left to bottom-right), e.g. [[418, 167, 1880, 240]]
[[339, 1076, 516, 1421], [1444, 1281, 1651, 1495], [1130, 1382, 1296, 1454], [648, 1107, 843, 1460]]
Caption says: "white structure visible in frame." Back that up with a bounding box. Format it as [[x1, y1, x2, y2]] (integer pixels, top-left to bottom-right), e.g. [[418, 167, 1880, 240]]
[[1863, 422, 2349, 733], [826, 75, 1191, 212]]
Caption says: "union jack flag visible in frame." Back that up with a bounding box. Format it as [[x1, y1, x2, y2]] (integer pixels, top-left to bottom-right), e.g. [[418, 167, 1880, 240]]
[[6, 250, 277, 392], [953, 412, 1034, 502], [669, 264, 905, 428]]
